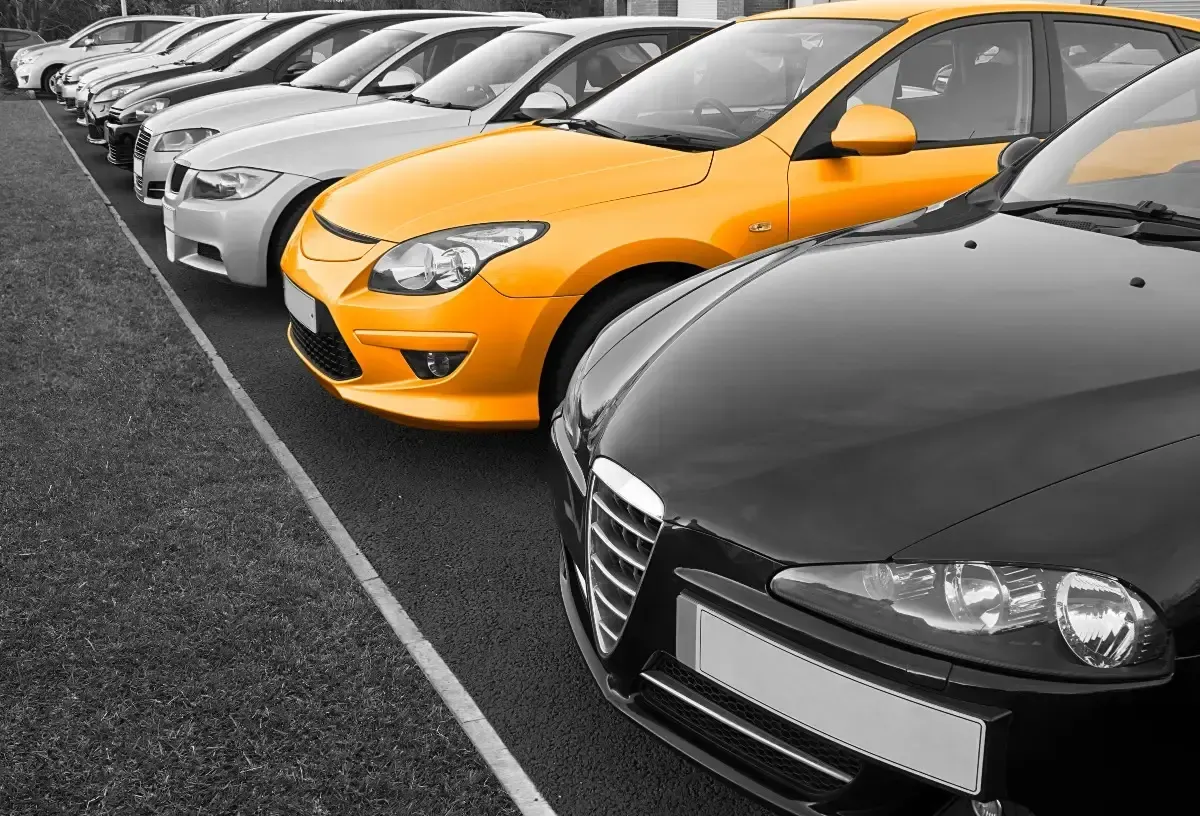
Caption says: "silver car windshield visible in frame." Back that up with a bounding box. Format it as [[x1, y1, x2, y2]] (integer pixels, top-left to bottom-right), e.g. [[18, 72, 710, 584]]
[[183, 19, 270, 64], [1005, 51, 1200, 219], [410, 30, 570, 110], [291, 27, 424, 91], [571, 19, 895, 147]]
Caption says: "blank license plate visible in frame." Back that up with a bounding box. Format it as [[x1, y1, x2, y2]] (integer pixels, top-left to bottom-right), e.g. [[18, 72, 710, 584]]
[[678, 598, 986, 794], [133, 156, 143, 176], [283, 277, 318, 334]]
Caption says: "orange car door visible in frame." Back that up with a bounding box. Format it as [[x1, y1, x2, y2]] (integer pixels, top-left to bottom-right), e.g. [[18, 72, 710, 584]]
[[787, 16, 1046, 240]]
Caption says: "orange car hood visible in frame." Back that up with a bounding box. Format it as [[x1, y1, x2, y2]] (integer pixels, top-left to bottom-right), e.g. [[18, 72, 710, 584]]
[[313, 124, 713, 245]]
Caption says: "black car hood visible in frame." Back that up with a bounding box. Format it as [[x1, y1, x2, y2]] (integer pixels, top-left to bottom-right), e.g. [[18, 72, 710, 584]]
[[113, 69, 236, 115], [593, 208, 1200, 566]]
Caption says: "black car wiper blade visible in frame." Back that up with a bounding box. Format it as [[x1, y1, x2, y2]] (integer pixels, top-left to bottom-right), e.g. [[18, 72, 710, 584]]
[[1000, 197, 1200, 228], [404, 94, 468, 109], [623, 132, 728, 151], [538, 117, 626, 140], [1106, 220, 1200, 244]]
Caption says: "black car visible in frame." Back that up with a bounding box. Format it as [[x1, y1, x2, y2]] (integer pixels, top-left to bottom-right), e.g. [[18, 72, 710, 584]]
[[550, 46, 1200, 816], [101, 9, 485, 166]]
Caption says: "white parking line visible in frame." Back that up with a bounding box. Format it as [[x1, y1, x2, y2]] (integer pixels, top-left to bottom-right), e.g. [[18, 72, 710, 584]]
[[40, 103, 557, 816]]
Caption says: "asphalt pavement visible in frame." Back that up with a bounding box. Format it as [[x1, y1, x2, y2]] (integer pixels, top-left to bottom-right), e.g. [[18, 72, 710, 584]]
[[44, 100, 771, 816]]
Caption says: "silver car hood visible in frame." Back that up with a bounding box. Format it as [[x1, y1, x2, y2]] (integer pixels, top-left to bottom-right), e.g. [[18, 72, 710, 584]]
[[146, 85, 361, 137], [179, 99, 473, 177]]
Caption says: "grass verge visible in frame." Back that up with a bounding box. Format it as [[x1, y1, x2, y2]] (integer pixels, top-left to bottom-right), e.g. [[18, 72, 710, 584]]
[[0, 103, 518, 816]]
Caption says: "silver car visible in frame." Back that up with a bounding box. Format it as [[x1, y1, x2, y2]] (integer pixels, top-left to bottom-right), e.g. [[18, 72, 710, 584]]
[[161, 16, 717, 288]]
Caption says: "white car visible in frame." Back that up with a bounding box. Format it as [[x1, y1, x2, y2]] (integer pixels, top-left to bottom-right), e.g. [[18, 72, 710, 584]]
[[137, 15, 538, 207], [162, 16, 718, 288], [64, 15, 251, 115], [17, 15, 192, 96], [9, 18, 113, 73]]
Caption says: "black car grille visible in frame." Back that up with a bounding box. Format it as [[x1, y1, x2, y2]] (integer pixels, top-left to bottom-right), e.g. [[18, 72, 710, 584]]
[[169, 163, 188, 193], [86, 121, 102, 141], [146, 181, 165, 201], [133, 128, 151, 161], [290, 317, 362, 382], [133, 173, 145, 198], [55, 90, 65, 104], [640, 655, 862, 800], [108, 140, 133, 165], [197, 243, 221, 261]]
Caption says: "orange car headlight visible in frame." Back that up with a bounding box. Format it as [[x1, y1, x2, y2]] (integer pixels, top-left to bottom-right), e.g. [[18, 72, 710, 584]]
[[368, 222, 548, 296]]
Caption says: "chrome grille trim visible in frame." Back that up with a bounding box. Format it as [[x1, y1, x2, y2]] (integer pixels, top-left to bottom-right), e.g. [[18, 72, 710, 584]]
[[133, 127, 151, 161], [586, 457, 663, 655], [639, 669, 856, 785]]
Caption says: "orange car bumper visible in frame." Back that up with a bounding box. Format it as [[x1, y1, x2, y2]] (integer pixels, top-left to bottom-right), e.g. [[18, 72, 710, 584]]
[[282, 236, 578, 431]]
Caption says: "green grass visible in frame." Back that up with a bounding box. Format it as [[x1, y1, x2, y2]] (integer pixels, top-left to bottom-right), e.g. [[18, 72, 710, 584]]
[[0, 104, 519, 816]]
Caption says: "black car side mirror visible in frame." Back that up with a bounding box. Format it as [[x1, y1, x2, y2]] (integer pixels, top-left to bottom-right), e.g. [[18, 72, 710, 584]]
[[997, 136, 1041, 172]]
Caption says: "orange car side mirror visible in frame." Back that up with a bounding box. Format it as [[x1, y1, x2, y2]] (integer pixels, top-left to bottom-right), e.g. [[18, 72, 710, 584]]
[[830, 105, 917, 157]]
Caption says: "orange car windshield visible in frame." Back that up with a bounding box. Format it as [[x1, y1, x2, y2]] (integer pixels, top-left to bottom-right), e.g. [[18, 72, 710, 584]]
[[570, 18, 896, 149], [1006, 50, 1200, 220]]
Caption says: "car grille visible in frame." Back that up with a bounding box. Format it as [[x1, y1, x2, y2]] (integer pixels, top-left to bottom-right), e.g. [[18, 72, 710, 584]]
[[289, 317, 362, 382], [640, 655, 862, 800], [55, 90, 66, 104], [586, 459, 663, 655], [87, 121, 103, 141], [107, 140, 134, 165], [146, 181, 165, 201], [133, 128, 151, 161], [169, 163, 188, 194], [134, 173, 145, 198]]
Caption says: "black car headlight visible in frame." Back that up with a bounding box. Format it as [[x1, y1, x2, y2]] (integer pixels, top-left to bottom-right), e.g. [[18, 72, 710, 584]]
[[772, 562, 1169, 677], [129, 96, 169, 121], [368, 222, 547, 296]]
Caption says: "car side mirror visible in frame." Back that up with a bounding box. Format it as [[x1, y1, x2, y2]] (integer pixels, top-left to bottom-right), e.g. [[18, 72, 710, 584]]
[[281, 61, 312, 81], [520, 90, 569, 121], [997, 136, 1041, 172], [81, 36, 96, 49], [830, 104, 916, 157], [376, 65, 422, 94]]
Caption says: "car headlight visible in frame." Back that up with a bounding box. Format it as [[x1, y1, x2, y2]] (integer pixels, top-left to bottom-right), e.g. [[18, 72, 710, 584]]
[[130, 97, 169, 121], [18, 54, 36, 65], [155, 128, 217, 152], [190, 167, 280, 201], [368, 222, 548, 296], [561, 343, 592, 449], [94, 83, 142, 103], [771, 562, 1169, 677]]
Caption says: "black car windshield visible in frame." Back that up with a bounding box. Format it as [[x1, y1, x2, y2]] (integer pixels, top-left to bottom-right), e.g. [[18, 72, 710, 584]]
[[1005, 50, 1200, 219], [411, 30, 569, 109], [225, 18, 333, 73], [183, 19, 270, 64], [292, 27, 423, 90], [569, 18, 895, 148]]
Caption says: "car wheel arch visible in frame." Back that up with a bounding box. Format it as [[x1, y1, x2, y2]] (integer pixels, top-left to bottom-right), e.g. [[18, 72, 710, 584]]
[[267, 178, 341, 285]]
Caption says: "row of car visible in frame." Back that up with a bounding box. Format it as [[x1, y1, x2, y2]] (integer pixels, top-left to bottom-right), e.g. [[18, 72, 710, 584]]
[[27, 1, 1200, 814]]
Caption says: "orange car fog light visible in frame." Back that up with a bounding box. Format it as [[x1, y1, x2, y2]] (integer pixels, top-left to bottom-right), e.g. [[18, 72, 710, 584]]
[[401, 350, 468, 379]]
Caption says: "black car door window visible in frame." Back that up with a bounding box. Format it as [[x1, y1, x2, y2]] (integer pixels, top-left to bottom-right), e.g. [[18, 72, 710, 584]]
[[1052, 20, 1178, 120], [534, 34, 669, 108], [91, 21, 138, 46]]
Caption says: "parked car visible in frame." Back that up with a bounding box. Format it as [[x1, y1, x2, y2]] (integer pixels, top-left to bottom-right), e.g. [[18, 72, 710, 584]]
[[16, 15, 191, 96], [1, 28, 44, 62], [161, 16, 714, 290], [549, 38, 1200, 816], [274, 0, 1200, 431], [63, 14, 252, 115], [89, 11, 332, 162], [82, 16, 265, 146], [9, 16, 125, 75], [103, 9, 487, 167], [136, 14, 535, 206]]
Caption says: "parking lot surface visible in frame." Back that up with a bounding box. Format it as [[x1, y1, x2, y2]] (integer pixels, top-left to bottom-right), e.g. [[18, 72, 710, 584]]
[[42, 100, 770, 816]]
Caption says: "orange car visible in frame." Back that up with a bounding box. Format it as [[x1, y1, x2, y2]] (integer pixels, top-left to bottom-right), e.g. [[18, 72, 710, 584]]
[[282, 0, 1200, 430]]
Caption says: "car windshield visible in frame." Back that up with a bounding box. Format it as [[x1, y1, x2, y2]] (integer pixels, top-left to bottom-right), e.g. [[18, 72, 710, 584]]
[[183, 19, 270, 64], [292, 26, 423, 90], [132, 26, 176, 54], [225, 18, 332, 72], [570, 19, 895, 148], [412, 29, 570, 109], [1005, 51, 1200, 219]]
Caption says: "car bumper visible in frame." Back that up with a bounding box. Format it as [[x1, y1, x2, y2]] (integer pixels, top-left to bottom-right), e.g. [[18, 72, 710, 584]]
[[84, 105, 110, 144], [280, 213, 577, 430], [104, 116, 140, 166], [548, 420, 1187, 815], [135, 139, 179, 207], [164, 170, 315, 287]]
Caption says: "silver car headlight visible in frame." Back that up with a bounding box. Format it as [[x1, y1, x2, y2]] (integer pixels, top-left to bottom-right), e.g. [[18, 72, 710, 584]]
[[130, 97, 169, 121], [94, 83, 142, 103], [155, 128, 217, 152], [368, 222, 548, 296], [772, 562, 1169, 675], [190, 167, 280, 201]]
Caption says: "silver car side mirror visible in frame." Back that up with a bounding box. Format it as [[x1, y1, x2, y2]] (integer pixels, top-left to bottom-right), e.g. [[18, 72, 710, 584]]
[[520, 90, 569, 120]]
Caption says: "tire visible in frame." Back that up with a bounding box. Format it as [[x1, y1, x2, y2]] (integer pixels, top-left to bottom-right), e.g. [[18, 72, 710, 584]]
[[540, 276, 676, 422], [41, 65, 62, 97], [266, 181, 336, 289]]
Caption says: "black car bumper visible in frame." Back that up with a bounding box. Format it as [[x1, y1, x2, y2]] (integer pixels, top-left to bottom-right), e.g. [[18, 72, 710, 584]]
[[549, 417, 1185, 816], [104, 116, 140, 166]]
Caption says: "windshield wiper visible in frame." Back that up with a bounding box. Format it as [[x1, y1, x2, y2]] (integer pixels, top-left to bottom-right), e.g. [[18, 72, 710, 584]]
[[1000, 197, 1200, 228], [1107, 220, 1200, 244], [623, 132, 728, 151], [294, 83, 345, 92], [404, 94, 469, 109], [538, 117, 626, 140]]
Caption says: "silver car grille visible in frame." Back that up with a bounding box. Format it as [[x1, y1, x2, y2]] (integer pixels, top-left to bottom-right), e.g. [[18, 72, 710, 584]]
[[586, 458, 664, 655], [133, 128, 151, 161]]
